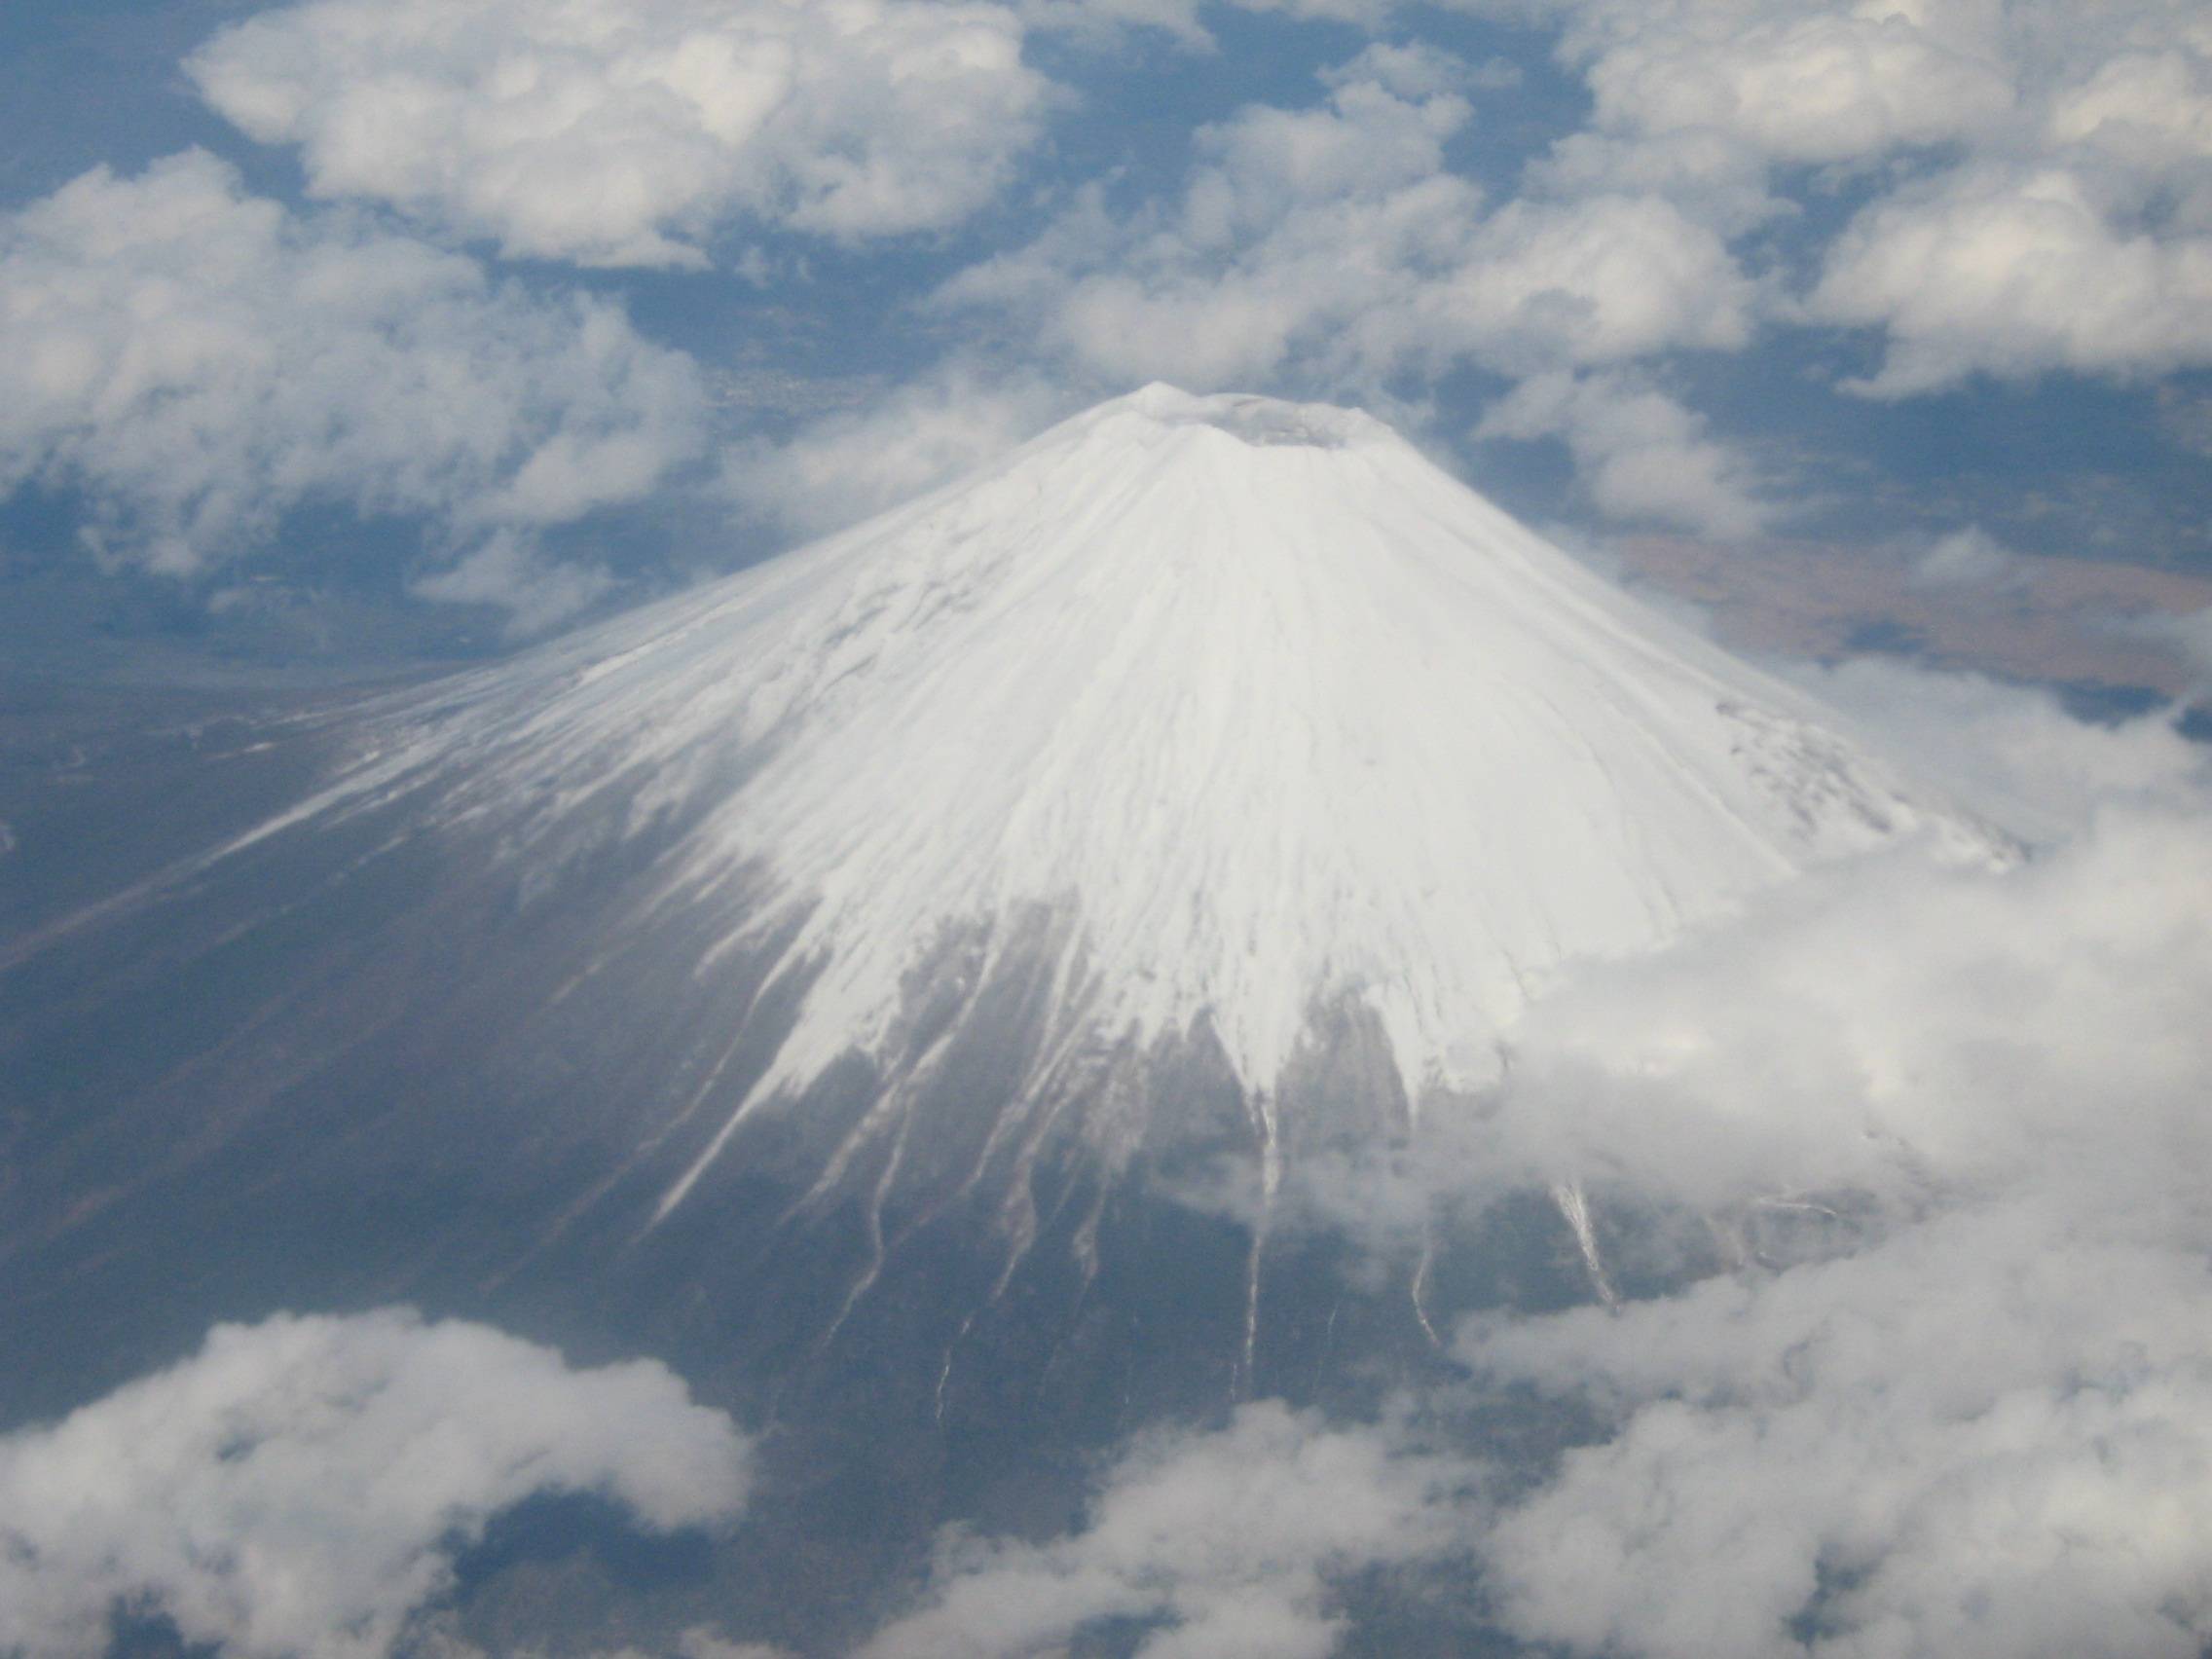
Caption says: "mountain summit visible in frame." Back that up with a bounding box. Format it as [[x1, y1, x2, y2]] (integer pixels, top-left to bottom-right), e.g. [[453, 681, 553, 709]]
[[3, 386, 2004, 1601], [255, 385, 1986, 1219]]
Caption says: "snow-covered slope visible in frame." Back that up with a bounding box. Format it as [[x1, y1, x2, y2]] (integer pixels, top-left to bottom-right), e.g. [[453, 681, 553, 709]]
[[254, 385, 1990, 1219]]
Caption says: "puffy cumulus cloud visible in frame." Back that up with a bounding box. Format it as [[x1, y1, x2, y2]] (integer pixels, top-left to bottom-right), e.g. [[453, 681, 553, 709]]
[[1555, 0, 2016, 166], [1461, 635, 2211, 1213], [1470, 1206, 2212, 1659], [1150, 671, 2212, 1657], [1474, 0, 2070, 180], [1527, 127, 1783, 239], [1248, 670, 2206, 1231], [1910, 523, 2020, 588], [859, 1400, 1470, 1659], [0, 1309, 753, 1659], [1435, 192, 1755, 371], [1065, 701, 2212, 1659], [941, 45, 1754, 426], [720, 363, 1074, 535], [1809, 165, 2212, 393], [1797, 659, 2208, 834], [1480, 796, 2207, 1207], [944, 45, 1486, 388], [1482, 1, 2212, 393], [187, 0, 1056, 268], [915, 35, 1780, 536], [649, 1638, 791, 1659], [2047, 41, 2212, 223], [1433, 669, 2212, 1657], [1475, 370, 1772, 536], [0, 150, 705, 628]]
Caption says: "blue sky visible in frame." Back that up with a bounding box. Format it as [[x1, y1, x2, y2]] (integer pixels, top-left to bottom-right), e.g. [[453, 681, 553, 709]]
[[2, 0, 2208, 651]]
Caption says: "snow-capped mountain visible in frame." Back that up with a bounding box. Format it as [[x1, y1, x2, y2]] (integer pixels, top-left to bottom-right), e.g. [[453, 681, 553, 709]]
[[209, 385, 1987, 1225], [1, 386, 2008, 1633], [9, 388, 2001, 1291]]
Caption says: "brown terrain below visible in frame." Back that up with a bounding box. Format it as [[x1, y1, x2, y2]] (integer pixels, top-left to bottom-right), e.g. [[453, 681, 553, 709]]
[[1613, 536, 2212, 700]]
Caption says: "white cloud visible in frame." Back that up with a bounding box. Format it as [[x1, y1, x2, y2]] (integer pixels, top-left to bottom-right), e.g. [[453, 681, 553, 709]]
[[1527, 128, 1784, 239], [0, 1309, 753, 1659], [1809, 165, 2212, 393], [1460, 769, 2209, 1213], [188, 0, 1057, 269], [1242, 667, 2205, 1222], [1798, 658, 2208, 834], [1118, 672, 2212, 1659], [409, 528, 618, 638], [860, 1400, 1469, 1659], [2047, 41, 2212, 207], [0, 150, 705, 627], [1437, 678, 2212, 1658], [940, 46, 1755, 423], [1567, 3, 2017, 166], [1474, 0, 2030, 170], [1435, 193, 1756, 371], [721, 364, 1073, 536], [943, 47, 1485, 387], [1481, 1, 2212, 393], [1911, 524, 2019, 588], [1470, 1205, 2212, 1659], [1476, 370, 1772, 536], [666, 1638, 792, 1659], [866, 738, 2212, 1658]]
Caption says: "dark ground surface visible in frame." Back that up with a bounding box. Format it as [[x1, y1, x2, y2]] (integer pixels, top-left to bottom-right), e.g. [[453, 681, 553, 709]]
[[0, 668, 1611, 1657]]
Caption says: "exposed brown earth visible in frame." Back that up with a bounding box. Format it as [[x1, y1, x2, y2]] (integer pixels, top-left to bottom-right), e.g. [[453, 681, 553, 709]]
[[1612, 537, 2212, 698]]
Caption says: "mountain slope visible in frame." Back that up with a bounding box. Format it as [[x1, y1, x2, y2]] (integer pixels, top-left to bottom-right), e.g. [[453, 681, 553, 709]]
[[239, 386, 1986, 1217], [0, 387, 2011, 1638]]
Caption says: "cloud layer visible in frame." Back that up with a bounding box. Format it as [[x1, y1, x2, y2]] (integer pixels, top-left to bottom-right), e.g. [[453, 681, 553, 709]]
[[719, 363, 1073, 536], [1446, 683, 2212, 1656], [808, 1, 2212, 534], [1490, 0, 2212, 390], [863, 677, 2212, 1659], [9, 0, 2208, 612], [861, 1400, 1470, 1659], [0, 1309, 753, 1659], [0, 150, 705, 624], [943, 46, 1755, 393], [1473, 1204, 2212, 1659], [188, 0, 1056, 268]]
